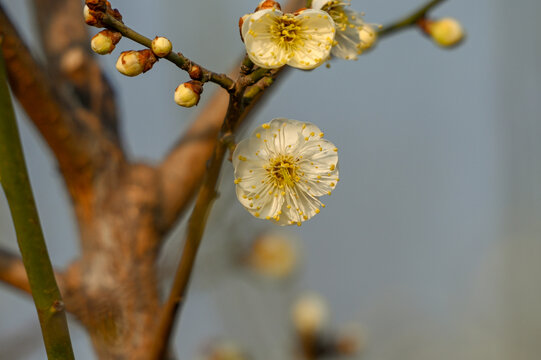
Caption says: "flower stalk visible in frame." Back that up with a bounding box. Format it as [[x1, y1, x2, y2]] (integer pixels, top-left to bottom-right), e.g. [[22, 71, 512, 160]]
[[0, 45, 75, 360], [96, 6, 235, 91], [378, 0, 447, 37]]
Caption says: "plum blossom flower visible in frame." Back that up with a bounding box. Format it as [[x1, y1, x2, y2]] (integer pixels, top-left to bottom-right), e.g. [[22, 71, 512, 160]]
[[233, 118, 339, 226], [241, 8, 336, 69], [311, 0, 369, 59]]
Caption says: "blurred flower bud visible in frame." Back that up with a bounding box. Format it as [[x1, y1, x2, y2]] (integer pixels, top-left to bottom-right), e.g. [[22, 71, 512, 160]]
[[151, 36, 173, 57], [91, 30, 122, 55], [203, 341, 247, 360], [256, 0, 281, 11], [115, 50, 157, 77], [358, 24, 378, 53], [292, 293, 328, 335], [248, 233, 297, 278], [423, 17, 465, 48], [174, 81, 203, 107], [334, 324, 364, 356]]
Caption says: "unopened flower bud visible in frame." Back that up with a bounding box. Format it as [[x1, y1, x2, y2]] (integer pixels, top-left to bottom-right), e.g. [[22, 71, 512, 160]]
[[424, 17, 465, 48], [151, 36, 172, 57], [255, 0, 281, 11], [83, 5, 100, 27], [115, 50, 157, 77], [83, 5, 92, 22], [91, 30, 122, 55], [188, 64, 202, 80], [358, 24, 377, 52], [292, 293, 328, 335], [335, 324, 364, 356], [174, 81, 203, 107]]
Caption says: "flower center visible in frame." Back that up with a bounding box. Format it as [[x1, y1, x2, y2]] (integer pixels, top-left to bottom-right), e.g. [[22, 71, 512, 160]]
[[270, 15, 302, 50], [323, 2, 352, 32], [267, 155, 299, 188]]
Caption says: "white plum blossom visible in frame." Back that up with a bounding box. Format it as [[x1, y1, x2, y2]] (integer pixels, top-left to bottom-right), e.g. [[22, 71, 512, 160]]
[[311, 0, 369, 59], [241, 8, 336, 69], [233, 118, 339, 226]]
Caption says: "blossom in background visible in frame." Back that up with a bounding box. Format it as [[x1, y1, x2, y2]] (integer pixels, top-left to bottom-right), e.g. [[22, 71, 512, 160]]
[[241, 8, 335, 69], [233, 118, 339, 226], [247, 232, 298, 278], [292, 293, 329, 335], [312, 0, 373, 59]]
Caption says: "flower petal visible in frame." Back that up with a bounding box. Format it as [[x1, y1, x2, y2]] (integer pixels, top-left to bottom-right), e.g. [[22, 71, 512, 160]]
[[287, 10, 335, 69], [243, 9, 288, 68], [233, 118, 339, 226]]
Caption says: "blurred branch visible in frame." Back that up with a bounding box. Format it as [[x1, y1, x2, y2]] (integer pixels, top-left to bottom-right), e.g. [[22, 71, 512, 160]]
[[0, 248, 31, 293], [378, 0, 447, 37], [0, 45, 75, 359], [33, 0, 122, 143], [0, 5, 125, 203], [150, 138, 228, 360], [0, 248, 67, 297]]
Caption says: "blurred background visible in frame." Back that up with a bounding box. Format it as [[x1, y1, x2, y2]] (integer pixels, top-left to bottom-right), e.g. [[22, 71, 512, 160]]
[[1, 0, 540, 359]]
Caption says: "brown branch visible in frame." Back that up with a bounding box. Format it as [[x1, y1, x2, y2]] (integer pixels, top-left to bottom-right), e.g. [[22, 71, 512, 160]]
[[0, 5, 125, 211], [151, 139, 228, 360], [0, 248, 31, 294], [157, 0, 306, 233], [0, 248, 69, 300], [32, 0, 122, 143]]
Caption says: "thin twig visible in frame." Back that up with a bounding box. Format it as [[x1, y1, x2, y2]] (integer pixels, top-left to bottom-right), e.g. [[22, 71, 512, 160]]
[[150, 141, 228, 360], [0, 45, 75, 360], [378, 0, 447, 37], [99, 10, 235, 91]]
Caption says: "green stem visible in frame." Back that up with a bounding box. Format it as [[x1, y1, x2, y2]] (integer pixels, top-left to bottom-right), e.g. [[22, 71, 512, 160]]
[[0, 44, 75, 359], [378, 0, 447, 38]]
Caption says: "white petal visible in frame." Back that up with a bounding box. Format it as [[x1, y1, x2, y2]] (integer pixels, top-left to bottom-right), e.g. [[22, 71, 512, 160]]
[[236, 186, 284, 221], [233, 118, 339, 226], [266, 118, 306, 154], [242, 8, 277, 39], [243, 9, 288, 68], [288, 10, 335, 69]]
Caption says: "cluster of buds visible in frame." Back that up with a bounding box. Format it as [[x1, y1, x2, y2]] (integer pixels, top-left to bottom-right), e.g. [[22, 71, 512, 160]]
[[418, 17, 465, 48], [115, 50, 157, 77], [83, 3, 210, 109], [174, 81, 203, 107], [292, 294, 363, 359]]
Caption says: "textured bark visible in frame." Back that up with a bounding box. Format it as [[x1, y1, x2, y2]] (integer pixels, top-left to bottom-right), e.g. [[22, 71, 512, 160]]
[[61, 163, 163, 359]]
